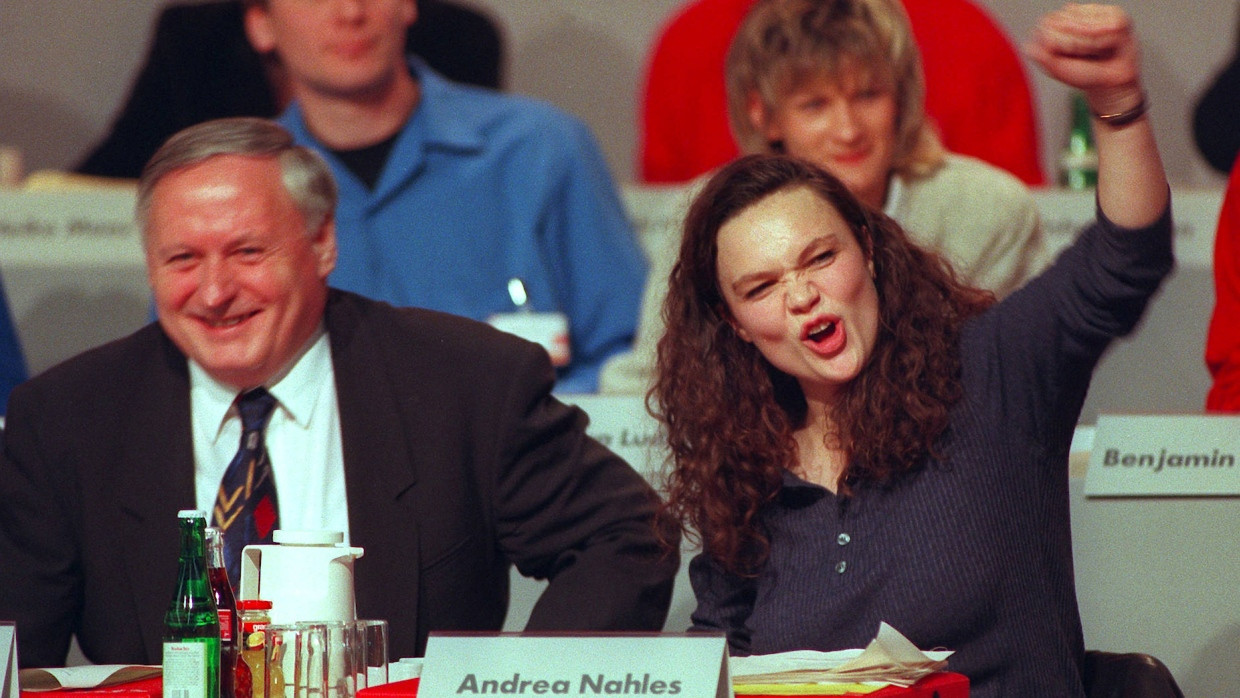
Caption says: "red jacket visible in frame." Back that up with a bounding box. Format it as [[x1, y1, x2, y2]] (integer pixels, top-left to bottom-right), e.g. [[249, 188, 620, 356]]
[[1206, 154, 1240, 410]]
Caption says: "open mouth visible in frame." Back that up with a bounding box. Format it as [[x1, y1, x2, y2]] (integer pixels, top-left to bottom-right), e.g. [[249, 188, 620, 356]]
[[802, 316, 847, 356], [805, 319, 838, 343]]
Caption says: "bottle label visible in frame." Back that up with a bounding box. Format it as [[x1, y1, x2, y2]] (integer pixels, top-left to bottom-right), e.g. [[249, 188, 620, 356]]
[[241, 623, 268, 647], [218, 609, 233, 642], [163, 641, 211, 698]]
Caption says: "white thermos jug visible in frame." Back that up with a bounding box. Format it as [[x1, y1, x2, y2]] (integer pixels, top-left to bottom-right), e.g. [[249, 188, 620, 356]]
[[238, 529, 365, 625]]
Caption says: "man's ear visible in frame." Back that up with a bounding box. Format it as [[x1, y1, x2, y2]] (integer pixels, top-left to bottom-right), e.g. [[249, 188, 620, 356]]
[[244, 3, 277, 55], [314, 218, 339, 279]]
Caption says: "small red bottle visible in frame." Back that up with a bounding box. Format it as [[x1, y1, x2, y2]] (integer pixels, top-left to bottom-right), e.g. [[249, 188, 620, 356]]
[[205, 527, 238, 698]]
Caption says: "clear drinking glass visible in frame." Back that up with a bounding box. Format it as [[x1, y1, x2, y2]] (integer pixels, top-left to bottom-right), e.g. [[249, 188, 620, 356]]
[[353, 620, 389, 688], [265, 623, 328, 698], [316, 622, 358, 698]]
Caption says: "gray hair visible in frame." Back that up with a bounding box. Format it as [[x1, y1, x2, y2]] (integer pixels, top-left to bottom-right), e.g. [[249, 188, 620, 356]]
[[135, 117, 337, 240]]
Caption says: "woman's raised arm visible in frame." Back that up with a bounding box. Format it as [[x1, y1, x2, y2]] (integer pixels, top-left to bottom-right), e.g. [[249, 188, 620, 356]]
[[1028, 3, 1168, 228]]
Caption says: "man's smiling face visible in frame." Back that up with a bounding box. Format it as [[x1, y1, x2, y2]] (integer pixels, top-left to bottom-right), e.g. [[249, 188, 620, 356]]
[[145, 153, 337, 389]]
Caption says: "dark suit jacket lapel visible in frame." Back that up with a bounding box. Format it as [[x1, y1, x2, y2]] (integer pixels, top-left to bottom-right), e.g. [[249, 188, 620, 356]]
[[114, 329, 196, 659], [325, 293, 423, 639]]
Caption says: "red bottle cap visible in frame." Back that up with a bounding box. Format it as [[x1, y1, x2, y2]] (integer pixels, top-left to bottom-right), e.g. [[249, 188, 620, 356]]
[[237, 599, 273, 611]]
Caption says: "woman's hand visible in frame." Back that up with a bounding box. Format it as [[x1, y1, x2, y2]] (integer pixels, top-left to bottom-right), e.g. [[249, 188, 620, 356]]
[[1029, 3, 1165, 228], [1027, 3, 1143, 118]]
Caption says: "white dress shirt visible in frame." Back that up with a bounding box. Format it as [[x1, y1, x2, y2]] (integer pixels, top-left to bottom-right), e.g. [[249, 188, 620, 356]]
[[191, 326, 350, 541]]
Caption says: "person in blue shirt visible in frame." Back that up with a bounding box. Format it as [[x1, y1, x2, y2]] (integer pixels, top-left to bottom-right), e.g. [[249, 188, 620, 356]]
[[241, 0, 646, 392], [0, 280, 26, 411], [75, 0, 505, 180]]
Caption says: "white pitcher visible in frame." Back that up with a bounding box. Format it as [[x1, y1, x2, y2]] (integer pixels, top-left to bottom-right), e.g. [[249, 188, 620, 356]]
[[239, 529, 365, 625]]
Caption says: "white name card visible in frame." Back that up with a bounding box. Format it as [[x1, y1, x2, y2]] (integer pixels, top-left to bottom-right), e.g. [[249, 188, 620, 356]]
[[0, 190, 138, 238], [417, 633, 730, 698], [2, 622, 17, 698], [0, 191, 144, 267], [560, 395, 666, 479], [1085, 414, 1240, 496], [1034, 188, 1220, 266]]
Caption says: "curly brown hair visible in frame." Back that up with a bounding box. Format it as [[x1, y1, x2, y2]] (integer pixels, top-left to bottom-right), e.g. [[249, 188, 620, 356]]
[[652, 154, 993, 576]]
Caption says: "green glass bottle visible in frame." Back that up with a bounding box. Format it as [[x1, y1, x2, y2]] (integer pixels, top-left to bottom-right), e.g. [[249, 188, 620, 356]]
[[163, 510, 221, 698], [1059, 92, 1099, 190]]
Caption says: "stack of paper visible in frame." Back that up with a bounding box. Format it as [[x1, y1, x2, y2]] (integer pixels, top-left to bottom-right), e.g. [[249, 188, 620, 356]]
[[729, 623, 952, 695], [18, 666, 161, 692]]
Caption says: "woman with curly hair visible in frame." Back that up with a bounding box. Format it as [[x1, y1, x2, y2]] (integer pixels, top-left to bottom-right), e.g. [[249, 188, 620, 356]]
[[653, 5, 1172, 695]]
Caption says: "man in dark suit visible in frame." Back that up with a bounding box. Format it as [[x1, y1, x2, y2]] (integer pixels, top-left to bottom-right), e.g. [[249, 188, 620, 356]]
[[0, 117, 677, 667]]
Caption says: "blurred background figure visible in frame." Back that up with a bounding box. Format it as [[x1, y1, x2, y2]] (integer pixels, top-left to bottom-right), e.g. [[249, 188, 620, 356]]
[[724, 0, 1042, 297], [0, 283, 27, 413], [639, 0, 1045, 186], [1205, 154, 1240, 410], [1192, 4, 1240, 174], [602, 0, 1041, 393], [75, 0, 503, 180], [241, 0, 644, 393]]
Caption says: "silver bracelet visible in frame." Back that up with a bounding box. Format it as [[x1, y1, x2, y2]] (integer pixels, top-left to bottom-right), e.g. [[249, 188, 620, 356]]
[[1093, 92, 1148, 127]]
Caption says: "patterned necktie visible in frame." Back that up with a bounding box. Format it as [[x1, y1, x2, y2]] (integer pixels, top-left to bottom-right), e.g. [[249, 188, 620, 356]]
[[212, 387, 280, 591]]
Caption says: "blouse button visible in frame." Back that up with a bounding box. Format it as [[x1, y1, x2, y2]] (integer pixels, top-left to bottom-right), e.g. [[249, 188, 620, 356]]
[[835, 560, 847, 574], [837, 532, 851, 546]]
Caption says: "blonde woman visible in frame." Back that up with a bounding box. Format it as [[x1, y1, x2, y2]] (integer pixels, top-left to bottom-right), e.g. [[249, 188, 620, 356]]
[[601, 0, 1042, 394]]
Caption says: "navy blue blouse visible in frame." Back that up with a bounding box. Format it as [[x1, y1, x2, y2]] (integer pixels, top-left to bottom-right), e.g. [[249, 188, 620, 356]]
[[689, 206, 1174, 698]]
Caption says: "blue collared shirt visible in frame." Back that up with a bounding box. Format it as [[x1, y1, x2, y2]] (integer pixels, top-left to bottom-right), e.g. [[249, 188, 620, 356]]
[[279, 59, 647, 392]]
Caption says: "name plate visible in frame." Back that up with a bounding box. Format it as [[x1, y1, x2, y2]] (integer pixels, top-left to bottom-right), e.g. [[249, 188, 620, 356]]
[[417, 633, 730, 698], [1085, 414, 1240, 496], [0, 190, 143, 267], [2, 622, 17, 698], [1034, 188, 1220, 266], [0, 190, 138, 238], [560, 395, 666, 478]]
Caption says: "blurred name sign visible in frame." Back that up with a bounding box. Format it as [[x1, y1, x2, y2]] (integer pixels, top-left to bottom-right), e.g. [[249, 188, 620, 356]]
[[0, 190, 137, 239], [1085, 414, 1240, 496], [0, 190, 142, 266], [561, 395, 665, 480], [418, 633, 730, 698], [1036, 188, 1220, 267]]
